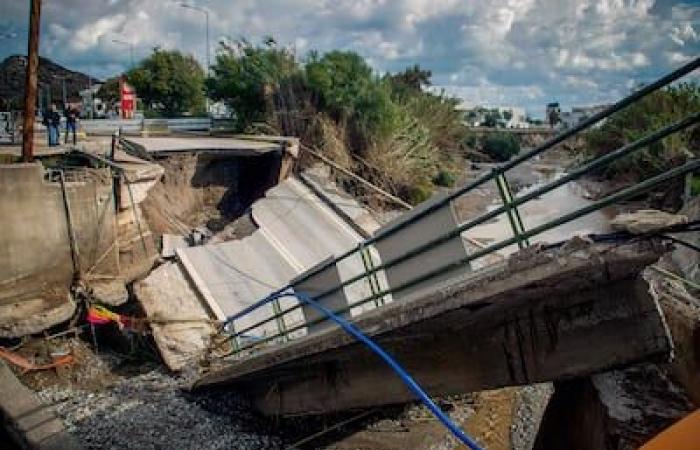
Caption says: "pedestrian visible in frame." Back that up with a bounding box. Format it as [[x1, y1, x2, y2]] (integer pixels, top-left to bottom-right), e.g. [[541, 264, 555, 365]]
[[64, 103, 79, 145], [43, 103, 61, 146]]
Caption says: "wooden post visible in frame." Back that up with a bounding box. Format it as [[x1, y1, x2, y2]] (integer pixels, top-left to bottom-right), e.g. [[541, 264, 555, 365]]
[[21, 0, 41, 163]]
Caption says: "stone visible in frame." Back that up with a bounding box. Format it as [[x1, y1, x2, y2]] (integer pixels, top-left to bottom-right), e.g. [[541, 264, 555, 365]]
[[611, 209, 688, 234], [87, 277, 128, 306]]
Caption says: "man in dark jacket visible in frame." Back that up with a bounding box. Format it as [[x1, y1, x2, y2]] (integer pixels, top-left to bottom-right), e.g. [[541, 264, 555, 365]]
[[64, 103, 79, 145], [43, 104, 61, 146]]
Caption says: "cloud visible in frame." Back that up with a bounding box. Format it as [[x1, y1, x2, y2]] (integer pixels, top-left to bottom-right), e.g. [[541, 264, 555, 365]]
[[1, 0, 698, 116]]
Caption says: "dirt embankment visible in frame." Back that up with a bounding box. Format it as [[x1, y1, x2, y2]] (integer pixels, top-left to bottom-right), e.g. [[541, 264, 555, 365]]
[[140, 152, 281, 238]]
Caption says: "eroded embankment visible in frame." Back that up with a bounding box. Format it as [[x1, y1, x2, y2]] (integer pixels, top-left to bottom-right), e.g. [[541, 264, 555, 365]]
[[141, 151, 281, 237]]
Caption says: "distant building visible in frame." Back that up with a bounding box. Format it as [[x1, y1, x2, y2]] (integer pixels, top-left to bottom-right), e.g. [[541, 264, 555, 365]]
[[457, 103, 530, 128], [559, 105, 609, 129], [79, 84, 105, 119], [546, 102, 561, 128]]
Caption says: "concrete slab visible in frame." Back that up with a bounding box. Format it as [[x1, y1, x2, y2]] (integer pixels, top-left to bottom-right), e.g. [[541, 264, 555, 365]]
[[176, 177, 387, 340], [123, 137, 282, 156], [0, 291, 76, 339], [177, 231, 300, 334], [373, 192, 472, 302], [299, 165, 381, 236], [253, 178, 387, 315]]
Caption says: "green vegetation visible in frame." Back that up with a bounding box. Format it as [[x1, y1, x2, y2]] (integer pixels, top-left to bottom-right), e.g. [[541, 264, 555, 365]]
[[96, 76, 120, 111], [585, 82, 700, 180], [127, 49, 206, 117], [206, 39, 470, 204], [207, 38, 298, 130], [482, 132, 521, 161]]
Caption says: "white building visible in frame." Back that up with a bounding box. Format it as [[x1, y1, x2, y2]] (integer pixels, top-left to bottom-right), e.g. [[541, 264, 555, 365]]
[[79, 84, 105, 119], [457, 103, 530, 128]]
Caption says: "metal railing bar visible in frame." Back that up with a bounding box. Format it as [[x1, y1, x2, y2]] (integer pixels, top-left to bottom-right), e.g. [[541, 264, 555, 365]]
[[225, 58, 700, 324], [225, 113, 699, 337]]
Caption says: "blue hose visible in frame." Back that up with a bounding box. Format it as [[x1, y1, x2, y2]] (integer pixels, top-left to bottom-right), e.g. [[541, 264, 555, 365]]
[[273, 291, 485, 450]]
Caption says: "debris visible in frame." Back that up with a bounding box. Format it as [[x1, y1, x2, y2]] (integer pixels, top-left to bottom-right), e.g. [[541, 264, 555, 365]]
[[0, 347, 74, 372], [611, 209, 688, 234], [87, 277, 129, 306]]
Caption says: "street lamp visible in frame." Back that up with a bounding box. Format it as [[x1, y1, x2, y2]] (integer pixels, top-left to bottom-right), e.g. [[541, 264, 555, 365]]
[[112, 38, 134, 69], [179, 2, 210, 74]]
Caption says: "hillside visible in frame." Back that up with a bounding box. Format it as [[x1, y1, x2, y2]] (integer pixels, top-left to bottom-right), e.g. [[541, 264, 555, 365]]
[[0, 55, 100, 110]]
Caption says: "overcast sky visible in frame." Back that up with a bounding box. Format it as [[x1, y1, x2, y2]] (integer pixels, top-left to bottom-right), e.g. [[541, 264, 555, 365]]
[[1, 0, 699, 116]]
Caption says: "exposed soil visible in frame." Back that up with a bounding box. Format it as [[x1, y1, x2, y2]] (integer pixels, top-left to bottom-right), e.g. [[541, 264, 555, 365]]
[[141, 152, 281, 239]]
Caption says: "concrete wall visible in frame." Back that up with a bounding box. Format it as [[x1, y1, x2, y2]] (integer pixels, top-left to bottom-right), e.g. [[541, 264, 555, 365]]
[[0, 163, 118, 302]]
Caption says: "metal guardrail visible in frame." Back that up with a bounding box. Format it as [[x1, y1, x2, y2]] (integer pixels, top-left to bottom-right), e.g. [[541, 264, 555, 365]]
[[222, 57, 700, 356], [78, 117, 213, 135]]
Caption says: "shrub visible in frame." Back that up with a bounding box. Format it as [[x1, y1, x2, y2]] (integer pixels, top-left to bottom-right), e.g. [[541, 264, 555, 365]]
[[433, 169, 456, 187], [585, 82, 700, 180], [482, 132, 520, 161]]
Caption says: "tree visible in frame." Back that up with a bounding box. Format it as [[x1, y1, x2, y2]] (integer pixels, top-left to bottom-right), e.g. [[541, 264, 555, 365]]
[[206, 39, 299, 130], [127, 49, 206, 117], [97, 76, 121, 111], [387, 64, 432, 96], [306, 51, 396, 139]]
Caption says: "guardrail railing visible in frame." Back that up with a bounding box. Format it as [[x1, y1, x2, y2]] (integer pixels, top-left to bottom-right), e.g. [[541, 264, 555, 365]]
[[221, 57, 700, 357]]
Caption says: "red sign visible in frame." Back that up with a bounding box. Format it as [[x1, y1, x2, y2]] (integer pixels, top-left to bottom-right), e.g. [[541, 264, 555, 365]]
[[119, 78, 136, 119]]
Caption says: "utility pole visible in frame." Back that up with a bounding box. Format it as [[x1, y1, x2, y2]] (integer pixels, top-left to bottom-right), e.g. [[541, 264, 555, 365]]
[[112, 38, 134, 69], [22, 0, 41, 163], [180, 3, 210, 73]]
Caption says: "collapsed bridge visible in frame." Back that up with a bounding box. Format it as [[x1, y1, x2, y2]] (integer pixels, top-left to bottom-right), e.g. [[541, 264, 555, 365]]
[[191, 57, 700, 416]]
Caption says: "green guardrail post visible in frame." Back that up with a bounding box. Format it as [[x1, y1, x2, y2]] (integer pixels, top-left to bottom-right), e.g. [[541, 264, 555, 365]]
[[360, 246, 385, 307], [271, 299, 289, 343], [229, 321, 240, 352], [495, 172, 529, 249]]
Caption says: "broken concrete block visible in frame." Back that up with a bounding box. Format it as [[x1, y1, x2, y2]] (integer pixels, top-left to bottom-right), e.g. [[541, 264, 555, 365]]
[[161, 234, 190, 258], [88, 278, 128, 306], [0, 291, 76, 338], [611, 209, 688, 234], [134, 262, 217, 371]]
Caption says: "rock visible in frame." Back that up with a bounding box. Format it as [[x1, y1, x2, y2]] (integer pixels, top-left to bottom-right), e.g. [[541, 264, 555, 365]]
[[611, 209, 688, 235], [88, 278, 128, 306]]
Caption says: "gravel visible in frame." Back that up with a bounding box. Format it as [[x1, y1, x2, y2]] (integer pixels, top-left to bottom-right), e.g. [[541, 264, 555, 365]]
[[510, 383, 553, 450], [37, 369, 284, 450]]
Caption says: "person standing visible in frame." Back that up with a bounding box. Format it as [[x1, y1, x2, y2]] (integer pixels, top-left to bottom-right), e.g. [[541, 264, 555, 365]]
[[64, 103, 79, 145], [43, 104, 61, 146]]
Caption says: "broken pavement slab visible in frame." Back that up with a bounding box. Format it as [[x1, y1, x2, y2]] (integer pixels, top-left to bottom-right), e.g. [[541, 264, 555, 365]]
[[0, 360, 82, 450]]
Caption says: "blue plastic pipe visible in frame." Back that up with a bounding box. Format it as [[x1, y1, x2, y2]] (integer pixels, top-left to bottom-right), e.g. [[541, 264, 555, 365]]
[[273, 291, 485, 450]]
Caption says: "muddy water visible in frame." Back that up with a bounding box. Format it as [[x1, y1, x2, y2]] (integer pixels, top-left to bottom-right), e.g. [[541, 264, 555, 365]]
[[465, 167, 618, 255]]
